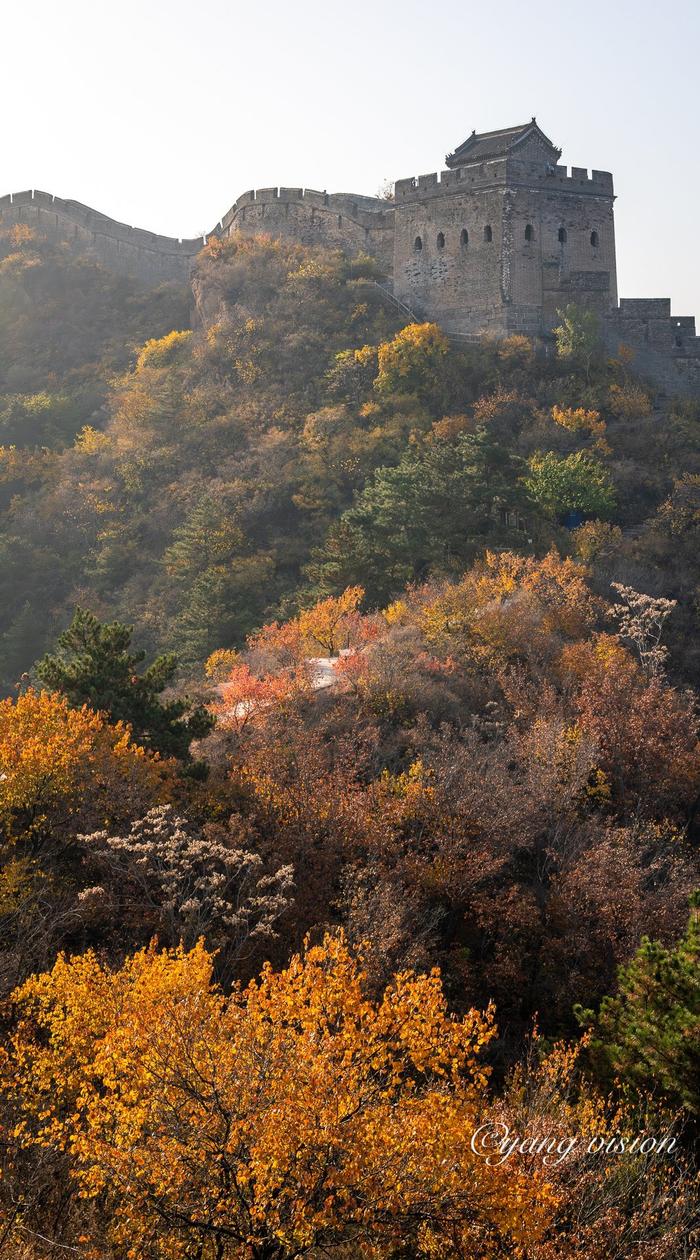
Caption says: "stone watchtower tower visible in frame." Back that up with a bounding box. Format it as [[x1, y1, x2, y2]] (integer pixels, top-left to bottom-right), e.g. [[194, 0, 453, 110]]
[[392, 119, 617, 338]]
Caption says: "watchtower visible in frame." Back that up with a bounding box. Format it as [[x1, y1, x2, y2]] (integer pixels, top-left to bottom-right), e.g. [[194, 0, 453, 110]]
[[392, 119, 617, 337]]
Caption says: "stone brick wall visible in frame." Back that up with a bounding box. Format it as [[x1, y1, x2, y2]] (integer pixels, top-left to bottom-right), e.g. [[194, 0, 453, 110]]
[[215, 188, 394, 272], [392, 158, 617, 336], [604, 299, 700, 396], [0, 190, 203, 283], [393, 179, 506, 330], [0, 186, 395, 285], [3, 138, 700, 396]]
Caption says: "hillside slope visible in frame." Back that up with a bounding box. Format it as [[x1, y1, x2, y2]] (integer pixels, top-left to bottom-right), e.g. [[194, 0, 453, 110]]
[[0, 224, 699, 687]]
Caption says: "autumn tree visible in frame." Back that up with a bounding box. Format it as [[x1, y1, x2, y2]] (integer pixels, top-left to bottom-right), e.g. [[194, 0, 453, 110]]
[[0, 688, 167, 847], [0, 689, 170, 995], [374, 321, 449, 403], [563, 637, 700, 818], [417, 548, 600, 668], [204, 646, 240, 681], [607, 380, 652, 419], [5, 935, 555, 1258], [213, 660, 304, 733], [211, 590, 374, 729], [551, 404, 609, 453], [297, 584, 366, 655], [571, 519, 623, 563]]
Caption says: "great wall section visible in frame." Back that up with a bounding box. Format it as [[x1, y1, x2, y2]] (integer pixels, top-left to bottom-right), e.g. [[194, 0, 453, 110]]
[[0, 186, 394, 284], [3, 120, 700, 396], [0, 189, 205, 283]]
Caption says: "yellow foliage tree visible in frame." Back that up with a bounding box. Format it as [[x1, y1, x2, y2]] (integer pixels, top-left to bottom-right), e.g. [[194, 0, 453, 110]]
[[0, 689, 167, 843], [418, 550, 599, 665], [6, 934, 555, 1258], [374, 322, 448, 400], [607, 381, 652, 420], [551, 404, 610, 454], [297, 584, 366, 655], [204, 646, 240, 681], [572, 519, 623, 563], [135, 329, 193, 371]]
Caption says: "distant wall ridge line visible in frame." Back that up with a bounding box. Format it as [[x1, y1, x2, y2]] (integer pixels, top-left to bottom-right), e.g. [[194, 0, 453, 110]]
[[0, 183, 394, 282]]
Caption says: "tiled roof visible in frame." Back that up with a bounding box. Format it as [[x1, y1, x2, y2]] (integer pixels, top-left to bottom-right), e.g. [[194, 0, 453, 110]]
[[446, 120, 561, 168]]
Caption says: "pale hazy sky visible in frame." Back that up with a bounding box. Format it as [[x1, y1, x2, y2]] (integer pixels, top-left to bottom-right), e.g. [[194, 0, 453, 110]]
[[3, 0, 699, 314]]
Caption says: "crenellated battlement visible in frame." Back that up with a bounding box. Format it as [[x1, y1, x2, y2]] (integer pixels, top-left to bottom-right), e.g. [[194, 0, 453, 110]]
[[0, 189, 206, 253], [547, 165, 614, 193], [0, 188, 206, 282], [215, 186, 393, 236], [2, 117, 697, 396], [605, 299, 700, 395], [210, 186, 395, 273], [394, 162, 511, 199], [395, 160, 613, 202], [0, 184, 394, 283]]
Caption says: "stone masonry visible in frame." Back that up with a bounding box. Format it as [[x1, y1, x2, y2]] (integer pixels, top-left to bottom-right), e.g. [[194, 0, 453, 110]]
[[393, 121, 617, 336], [3, 120, 699, 394]]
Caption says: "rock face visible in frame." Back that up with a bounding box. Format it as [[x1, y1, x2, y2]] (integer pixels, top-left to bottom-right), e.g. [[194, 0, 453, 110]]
[[4, 119, 699, 394]]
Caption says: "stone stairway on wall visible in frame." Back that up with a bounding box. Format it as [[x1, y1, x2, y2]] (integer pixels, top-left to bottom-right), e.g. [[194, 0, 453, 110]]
[[372, 281, 423, 323], [371, 282, 483, 345]]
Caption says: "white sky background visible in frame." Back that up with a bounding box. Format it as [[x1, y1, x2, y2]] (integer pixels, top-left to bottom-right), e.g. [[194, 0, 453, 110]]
[[3, 0, 699, 315]]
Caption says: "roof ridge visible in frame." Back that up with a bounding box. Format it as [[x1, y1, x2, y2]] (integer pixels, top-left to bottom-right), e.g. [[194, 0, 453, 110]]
[[469, 122, 532, 141], [445, 120, 560, 169]]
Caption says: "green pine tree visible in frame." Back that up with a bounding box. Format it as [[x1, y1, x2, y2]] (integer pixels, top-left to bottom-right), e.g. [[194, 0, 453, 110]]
[[35, 607, 213, 761], [576, 893, 700, 1117], [307, 427, 525, 604]]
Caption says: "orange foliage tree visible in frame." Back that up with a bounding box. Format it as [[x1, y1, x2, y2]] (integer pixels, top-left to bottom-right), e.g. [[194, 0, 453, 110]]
[[5, 935, 555, 1259], [297, 584, 366, 655], [0, 688, 169, 844], [417, 549, 599, 667], [211, 588, 375, 731], [213, 661, 306, 733], [551, 404, 609, 453]]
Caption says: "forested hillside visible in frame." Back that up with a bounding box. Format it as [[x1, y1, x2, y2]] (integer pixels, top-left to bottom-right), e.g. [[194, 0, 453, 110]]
[[1, 222, 699, 1257], [2, 223, 700, 686]]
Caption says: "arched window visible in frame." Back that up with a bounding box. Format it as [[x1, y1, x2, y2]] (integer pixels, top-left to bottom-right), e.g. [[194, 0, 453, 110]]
[[525, 223, 534, 242], [436, 231, 445, 250], [484, 224, 493, 242], [414, 235, 423, 252], [460, 228, 469, 247], [558, 226, 567, 244], [590, 230, 599, 247]]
